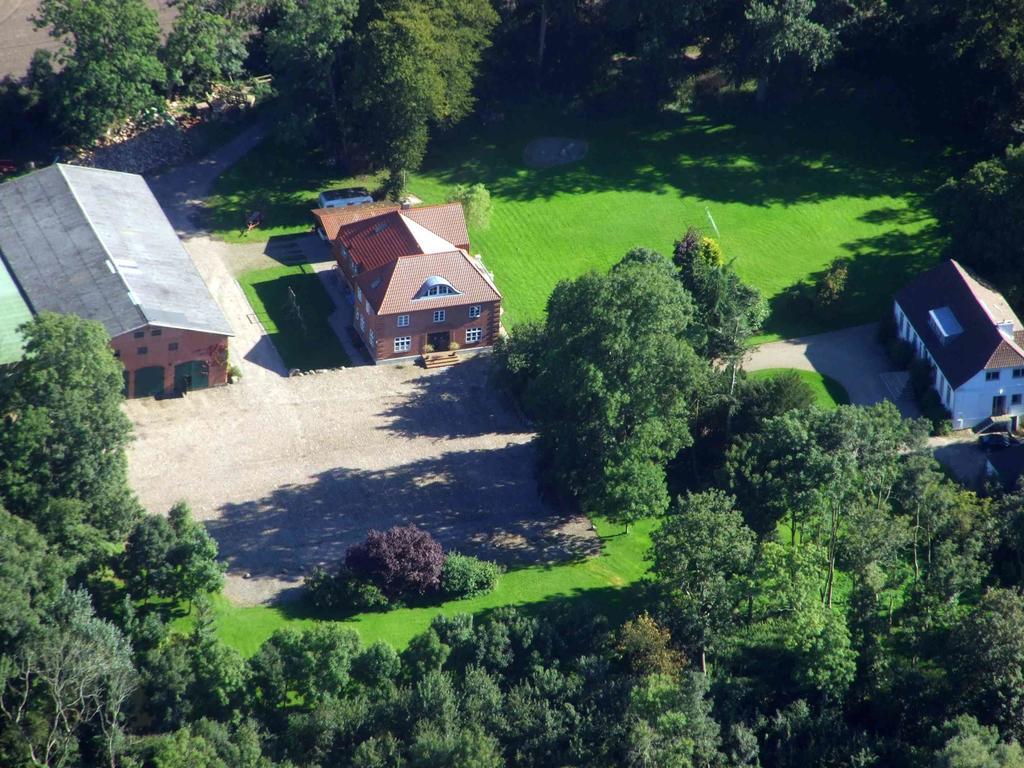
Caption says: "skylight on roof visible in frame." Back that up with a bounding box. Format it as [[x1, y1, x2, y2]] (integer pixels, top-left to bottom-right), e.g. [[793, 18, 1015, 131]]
[[928, 306, 963, 342]]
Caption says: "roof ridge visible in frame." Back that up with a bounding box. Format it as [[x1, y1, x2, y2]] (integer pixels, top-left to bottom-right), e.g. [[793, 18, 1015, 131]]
[[55, 164, 148, 328]]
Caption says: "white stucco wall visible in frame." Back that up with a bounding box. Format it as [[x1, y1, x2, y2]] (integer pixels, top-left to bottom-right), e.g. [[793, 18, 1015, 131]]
[[893, 300, 1024, 429]]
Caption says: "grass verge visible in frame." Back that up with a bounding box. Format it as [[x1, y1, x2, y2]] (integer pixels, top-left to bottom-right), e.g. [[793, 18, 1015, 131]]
[[237, 263, 351, 371], [747, 368, 851, 409], [180, 516, 656, 656]]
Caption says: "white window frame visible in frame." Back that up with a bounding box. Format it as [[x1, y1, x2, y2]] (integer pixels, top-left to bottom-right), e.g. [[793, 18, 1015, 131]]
[[394, 336, 411, 353], [364, 299, 372, 315], [466, 327, 483, 344], [397, 314, 410, 328], [358, 314, 365, 331], [469, 305, 481, 319], [357, 286, 363, 301], [433, 310, 446, 323], [369, 329, 376, 347]]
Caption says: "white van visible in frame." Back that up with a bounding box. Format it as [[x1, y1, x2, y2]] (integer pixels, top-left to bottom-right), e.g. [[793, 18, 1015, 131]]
[[318, 187, 374, 209]]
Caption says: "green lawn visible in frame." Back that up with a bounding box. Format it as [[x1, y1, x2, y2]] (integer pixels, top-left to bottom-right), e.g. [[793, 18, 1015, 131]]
[[238, 263, 351, 371], [181, 516, 655, 656], [208, 96, 947, 341], [747, 368, 851, 409]]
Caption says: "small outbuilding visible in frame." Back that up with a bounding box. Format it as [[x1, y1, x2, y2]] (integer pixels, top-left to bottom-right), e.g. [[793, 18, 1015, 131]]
[[0, 164, 233, 397]]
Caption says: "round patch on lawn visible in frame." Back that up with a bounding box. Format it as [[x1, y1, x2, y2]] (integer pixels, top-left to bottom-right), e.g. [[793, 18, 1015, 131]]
[[523, 137, 589, 169]]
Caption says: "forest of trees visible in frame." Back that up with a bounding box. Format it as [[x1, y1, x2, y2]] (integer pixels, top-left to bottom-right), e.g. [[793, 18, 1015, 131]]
[[8, 251, 1024, 767]]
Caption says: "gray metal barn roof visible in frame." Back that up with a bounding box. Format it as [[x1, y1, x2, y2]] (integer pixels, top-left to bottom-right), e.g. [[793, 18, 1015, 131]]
[[0, 164, 232, 340]]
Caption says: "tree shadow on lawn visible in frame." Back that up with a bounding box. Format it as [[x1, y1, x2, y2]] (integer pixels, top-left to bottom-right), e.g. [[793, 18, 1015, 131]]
[[246, 269, 349, 370], [379, 355, 528, 439], [421, 94, 948, 209], [763, 217, 946, 339], [206, 443, 598, 596]]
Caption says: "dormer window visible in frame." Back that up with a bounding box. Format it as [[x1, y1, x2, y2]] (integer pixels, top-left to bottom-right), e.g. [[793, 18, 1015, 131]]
[[414, 276, 462, 300]]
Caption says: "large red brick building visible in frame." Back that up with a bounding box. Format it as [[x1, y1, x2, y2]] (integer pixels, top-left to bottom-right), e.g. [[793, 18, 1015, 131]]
[[0, 164, 232, 397], [313, 202, 502, 363]]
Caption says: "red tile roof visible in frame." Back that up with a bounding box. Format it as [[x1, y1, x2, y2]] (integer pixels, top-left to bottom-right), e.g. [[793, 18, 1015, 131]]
[[402, 203, 470, 251], [340, 201, 497, 317], [338, 202, 473, 274], [356, 250, 501, 316], [310, 202, 400, 241]]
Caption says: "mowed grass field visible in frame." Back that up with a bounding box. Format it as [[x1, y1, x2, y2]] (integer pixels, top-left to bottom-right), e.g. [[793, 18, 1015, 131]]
[[238, 263, 351, 370], [178, 516, 655, 655], [208, 95, 947, 341]]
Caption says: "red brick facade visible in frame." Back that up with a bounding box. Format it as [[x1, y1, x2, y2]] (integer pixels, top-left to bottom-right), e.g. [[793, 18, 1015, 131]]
[[351, 289, 501, 362], [111, 324, 229, 398]]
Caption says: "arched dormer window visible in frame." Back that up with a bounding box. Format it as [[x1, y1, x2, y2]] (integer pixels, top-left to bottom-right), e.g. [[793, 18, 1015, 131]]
[[414, 276, 461, 299]]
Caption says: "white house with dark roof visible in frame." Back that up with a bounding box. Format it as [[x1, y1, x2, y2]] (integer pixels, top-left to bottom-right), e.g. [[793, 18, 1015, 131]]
[[894, 259, 1024, 430]]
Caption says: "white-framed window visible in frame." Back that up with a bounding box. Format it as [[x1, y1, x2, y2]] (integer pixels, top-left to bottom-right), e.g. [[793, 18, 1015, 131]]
[[433, 310, 446, 323], [469, 305, 481, 319], [466, 327, 483, 344], [397, 314, 410, 328], [357, 286, 363, 301], [364, 299, 371, 314], [358, 314, 365, 331], [986, 371, 1001, 381], [427, 284, 456, 296], [369, 329, 376, 347], [394, 336, 411, 353]]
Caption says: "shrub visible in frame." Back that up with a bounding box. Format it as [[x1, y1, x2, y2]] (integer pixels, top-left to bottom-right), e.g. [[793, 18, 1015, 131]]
[[909, 358, 935, 399], [441, 553, 501, 598], [815, 259, 850, 310], [920, 389, 953, 436], [303, 565, 389, 612], [345, 525, 444, 600], [304, 566, 339, 611], [885, 338, 914, 369], [447, 183, 492, 229], [336, 570, 390, 611]]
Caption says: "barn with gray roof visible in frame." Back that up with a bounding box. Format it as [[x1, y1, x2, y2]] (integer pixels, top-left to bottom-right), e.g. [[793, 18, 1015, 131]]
[[0, 164, 233, 397]]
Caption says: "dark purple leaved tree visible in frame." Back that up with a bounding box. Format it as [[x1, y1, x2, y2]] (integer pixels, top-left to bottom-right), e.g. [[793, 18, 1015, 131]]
[[344, 525, 443, 599]]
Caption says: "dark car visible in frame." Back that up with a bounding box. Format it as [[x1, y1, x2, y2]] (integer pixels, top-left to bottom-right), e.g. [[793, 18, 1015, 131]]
[[979, 433, 1020, 450]]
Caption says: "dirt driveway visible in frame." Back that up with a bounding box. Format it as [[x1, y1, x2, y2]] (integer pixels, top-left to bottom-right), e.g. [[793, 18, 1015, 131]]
[[124, 356, 595, 605]]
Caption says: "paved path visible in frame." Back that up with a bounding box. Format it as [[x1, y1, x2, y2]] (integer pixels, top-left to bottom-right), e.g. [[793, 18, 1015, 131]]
[[142, 121, 289, 381], [147, 121, 267, 235], [745, 322, 920, 418]]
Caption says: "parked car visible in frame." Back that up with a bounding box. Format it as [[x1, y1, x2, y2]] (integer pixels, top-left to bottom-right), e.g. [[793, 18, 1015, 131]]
[[979, 433, 1020, 450], [318, 187, 373, 209]]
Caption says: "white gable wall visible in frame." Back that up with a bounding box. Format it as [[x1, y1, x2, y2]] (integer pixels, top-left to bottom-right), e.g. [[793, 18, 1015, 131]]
[[894, 300, 1024, 429]]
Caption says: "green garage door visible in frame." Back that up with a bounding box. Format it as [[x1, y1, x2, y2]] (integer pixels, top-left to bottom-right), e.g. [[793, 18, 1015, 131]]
[[134, 366, 165, 398], [174, 360, 209, 392]]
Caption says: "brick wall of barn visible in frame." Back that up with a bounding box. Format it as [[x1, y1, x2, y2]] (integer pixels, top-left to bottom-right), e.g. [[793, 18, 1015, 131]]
[[111, 325, 230, 398]]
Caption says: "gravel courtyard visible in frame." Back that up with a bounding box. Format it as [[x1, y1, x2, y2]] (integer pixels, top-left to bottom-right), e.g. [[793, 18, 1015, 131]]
[[125, 356, 596, 605]]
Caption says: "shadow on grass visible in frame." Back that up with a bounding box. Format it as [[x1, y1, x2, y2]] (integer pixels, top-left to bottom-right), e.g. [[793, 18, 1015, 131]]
[[420, 91, 947, 209], [243, 267, 350, 370], [821, 375, 852, 406], [207, 444, 597, 593], [209, 90, 948, 242], [379, 355, 528, 439], [763, 219, 945, 338]]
